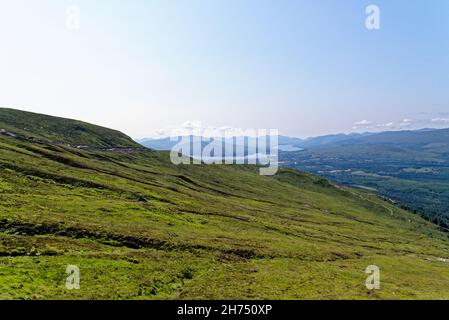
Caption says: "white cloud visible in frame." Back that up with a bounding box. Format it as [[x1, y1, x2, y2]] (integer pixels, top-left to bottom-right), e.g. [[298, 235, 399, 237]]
[[155, 128, 167, 136], [153, 122, 270, 138], [350, 115, 449, 134], [397, 118, 414, 127], [376, 122, 395, 128], [431, 118, 449, 123], [181, 121, 202, 131], [354, 120, 372, 126]]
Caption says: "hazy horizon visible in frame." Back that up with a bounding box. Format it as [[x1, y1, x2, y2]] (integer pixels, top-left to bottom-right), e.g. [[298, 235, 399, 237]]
[[3, 106, 449, 141]]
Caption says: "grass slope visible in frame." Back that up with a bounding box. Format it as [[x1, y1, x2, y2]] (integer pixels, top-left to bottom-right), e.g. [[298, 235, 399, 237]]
[[1, 109, 449, 299], [0, 108, 140, 148]]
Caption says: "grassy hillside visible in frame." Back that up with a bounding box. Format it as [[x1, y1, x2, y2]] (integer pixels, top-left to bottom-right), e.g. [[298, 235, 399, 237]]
[[1, 109, 449, 299]]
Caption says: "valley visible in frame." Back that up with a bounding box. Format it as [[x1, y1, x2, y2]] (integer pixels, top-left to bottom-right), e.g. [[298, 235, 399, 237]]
[[281, 128, 449, 229]]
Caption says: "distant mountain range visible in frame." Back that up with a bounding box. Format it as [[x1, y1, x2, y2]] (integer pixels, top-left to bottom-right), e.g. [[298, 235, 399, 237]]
[[279, 127, 449, 229], [137, 127, 444, 152], [301, 128, 449, 152], [137, 133, 366, 151]]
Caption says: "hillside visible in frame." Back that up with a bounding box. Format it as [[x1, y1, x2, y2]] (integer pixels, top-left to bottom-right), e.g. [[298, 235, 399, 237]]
[[347, 128, 449, 151], [276, 128, 449, 151], [0, 108, 140, 149], [1, 109, 449, 299]]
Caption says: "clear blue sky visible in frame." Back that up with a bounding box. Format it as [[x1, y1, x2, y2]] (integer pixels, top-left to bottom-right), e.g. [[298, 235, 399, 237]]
[[1, 0, 448, 138]]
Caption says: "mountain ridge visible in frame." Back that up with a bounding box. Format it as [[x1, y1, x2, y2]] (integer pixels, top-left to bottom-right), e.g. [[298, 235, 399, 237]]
[[0, 108, 141, 149], [138, 128, 449, 151]]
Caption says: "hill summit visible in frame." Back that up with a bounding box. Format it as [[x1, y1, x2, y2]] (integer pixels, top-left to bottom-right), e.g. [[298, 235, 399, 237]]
[[0, 108, 140, 149]]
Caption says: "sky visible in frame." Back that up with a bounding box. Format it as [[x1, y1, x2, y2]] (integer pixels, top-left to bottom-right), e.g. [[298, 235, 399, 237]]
[[1, 0, 449, 139]]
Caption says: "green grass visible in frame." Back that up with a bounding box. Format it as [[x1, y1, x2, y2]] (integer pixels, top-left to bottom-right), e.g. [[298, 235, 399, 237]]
[[1, 108, 449, 299], [0, 108, 140, 148]]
